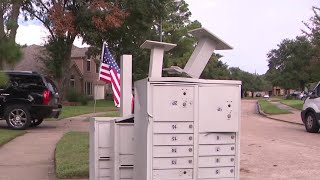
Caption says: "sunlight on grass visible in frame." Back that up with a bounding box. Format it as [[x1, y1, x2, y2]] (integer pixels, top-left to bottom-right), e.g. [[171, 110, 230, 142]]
[[259, 100, 291, 114], [280, 100, 303, 110]]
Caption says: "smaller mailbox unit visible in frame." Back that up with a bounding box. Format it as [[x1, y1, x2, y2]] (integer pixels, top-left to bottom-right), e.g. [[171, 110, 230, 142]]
[[134, 28, 241, 180]]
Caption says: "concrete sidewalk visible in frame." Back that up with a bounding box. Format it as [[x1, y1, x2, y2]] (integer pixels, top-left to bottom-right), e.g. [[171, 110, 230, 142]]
[[258, 101, 303, 125], [0, 112, 105, 180]]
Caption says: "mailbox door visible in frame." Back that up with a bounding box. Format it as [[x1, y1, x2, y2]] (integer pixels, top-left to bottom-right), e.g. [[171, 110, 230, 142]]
[[198, 85, 240, 132], [118, 124, 134, 155], [152, 85, 195, 122]]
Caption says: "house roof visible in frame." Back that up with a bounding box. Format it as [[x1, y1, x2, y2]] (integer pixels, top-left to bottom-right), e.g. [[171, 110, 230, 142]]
[[14, 45, 46, 73], [14, 44, 89, 74], [71, 46, 89, 58]]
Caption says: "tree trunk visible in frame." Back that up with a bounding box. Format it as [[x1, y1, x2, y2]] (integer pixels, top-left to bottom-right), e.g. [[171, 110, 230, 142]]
[[8, 0, 21, 41], [55, 38, 74, 101], [0, 3, 5, 39]]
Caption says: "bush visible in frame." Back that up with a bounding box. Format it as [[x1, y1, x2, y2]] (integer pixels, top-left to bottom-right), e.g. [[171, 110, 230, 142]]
[[79, 96, 89, 105], [285, 95, 295, 100], [66, 88, 80, 102]]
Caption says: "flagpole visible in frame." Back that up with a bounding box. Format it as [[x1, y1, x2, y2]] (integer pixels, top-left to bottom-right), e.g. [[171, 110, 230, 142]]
[[94, 42, 106, 113]]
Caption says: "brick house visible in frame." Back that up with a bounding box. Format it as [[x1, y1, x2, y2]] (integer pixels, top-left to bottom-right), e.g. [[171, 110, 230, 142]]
[[12, 44, 109, 99]]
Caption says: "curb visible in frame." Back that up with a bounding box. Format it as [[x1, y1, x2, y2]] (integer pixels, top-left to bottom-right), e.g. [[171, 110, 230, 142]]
[[256, 102, 303, 126]]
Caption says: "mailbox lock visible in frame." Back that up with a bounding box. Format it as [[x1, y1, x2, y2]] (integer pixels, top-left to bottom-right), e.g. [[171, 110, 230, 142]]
[[227, 114, 231, 119], [230, 169, 234, 173], [216, 158, 220, 163], [228, 104, 231, 107], [231, 135, 235, 139], [189, 148, 193, 152], [231, 146, 235, 151], [183, 92, 186, 95], [216, 136, 220, 140], [188, 160, 192, 164], [216, 147, 220, 152], [231, 158, 234, 162], [189, 124, 193, 129], [183, 101, 187, 107], [189, 136, 193, 140], [183, 171, 187, 174], [216, 169, 220, 174]]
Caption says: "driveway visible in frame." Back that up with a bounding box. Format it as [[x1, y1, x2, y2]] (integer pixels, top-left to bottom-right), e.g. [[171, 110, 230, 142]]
[[0, 113, 102, 180], [241, 100, 320, 179]]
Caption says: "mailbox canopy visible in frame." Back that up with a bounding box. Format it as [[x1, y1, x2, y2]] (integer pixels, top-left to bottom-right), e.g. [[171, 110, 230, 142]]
[[184, 28, 233, 78], [189, 28, 232, 50]]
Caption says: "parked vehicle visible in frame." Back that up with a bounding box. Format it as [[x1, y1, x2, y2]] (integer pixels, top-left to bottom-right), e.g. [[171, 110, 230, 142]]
[[0, 71, 61, 130], [263, 94, 270, 98], [301, 82, 320, 133]]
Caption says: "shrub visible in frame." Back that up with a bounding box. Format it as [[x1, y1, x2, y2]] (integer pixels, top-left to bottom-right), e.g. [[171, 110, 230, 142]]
[[79, 96, 89, 105], [66, 88, 80, 102]]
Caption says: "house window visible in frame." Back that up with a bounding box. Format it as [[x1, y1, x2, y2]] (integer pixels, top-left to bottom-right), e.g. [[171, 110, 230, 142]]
[[86, 59, 91, 71], [85, 81, 93, 95], [96, 63, 100, 73], [70, 75, 75, 88]]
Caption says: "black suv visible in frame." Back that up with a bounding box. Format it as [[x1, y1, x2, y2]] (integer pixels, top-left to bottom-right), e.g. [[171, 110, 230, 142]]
[[0, 71, 61, 130]]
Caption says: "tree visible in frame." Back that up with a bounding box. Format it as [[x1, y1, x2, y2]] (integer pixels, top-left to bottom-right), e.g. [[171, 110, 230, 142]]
[[0, 0, 22, 69], [265, 36, 313, 91], [22, 0, 128, 98], [303, 6, 320, 83]]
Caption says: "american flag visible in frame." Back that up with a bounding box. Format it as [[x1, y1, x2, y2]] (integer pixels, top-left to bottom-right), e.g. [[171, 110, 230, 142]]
[[99, 44, 121, 107]]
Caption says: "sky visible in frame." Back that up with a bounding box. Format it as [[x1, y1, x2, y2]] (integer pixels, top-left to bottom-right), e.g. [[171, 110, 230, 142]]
[[15, 0, 319, 74]]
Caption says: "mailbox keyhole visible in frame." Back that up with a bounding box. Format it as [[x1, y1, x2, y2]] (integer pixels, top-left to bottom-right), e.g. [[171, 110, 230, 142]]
[[183, 171, 187, 174], [183, 92, 186, 95], [228, 104, 231, 107]]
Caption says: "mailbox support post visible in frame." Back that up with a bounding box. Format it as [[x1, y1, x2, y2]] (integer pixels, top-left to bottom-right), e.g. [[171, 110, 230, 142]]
[[184, 28, 233, 78], [120, 55, 133, 117], [140, 40, 176, 78]]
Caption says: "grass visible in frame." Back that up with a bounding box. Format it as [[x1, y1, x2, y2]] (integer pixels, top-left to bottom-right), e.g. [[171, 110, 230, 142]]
[[258, 100, 291, 114], [96, 111, 120, 117], [57, 100, 118, 119], [55, 132, 89, 179], [280, 99, 304, 110], [0, 129, 25, 146]]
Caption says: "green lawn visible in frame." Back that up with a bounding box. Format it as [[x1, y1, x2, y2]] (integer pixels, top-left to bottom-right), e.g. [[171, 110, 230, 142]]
[[96, 111, 120, 117], [55, 132, 89, 179], [58, 100, 118, 119], [280, 99, 304, 110], [55, 111, 119, 178], [258, 100, 291, 114], [0, 129, 25, 146]]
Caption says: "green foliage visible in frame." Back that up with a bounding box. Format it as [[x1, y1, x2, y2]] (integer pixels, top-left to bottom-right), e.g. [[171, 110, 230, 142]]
[[55, 132, 89, 178], [265, 36, 313, 90], [79, 96, 89, 106], [0, 72, 9, 88], [66, 88, 80, 102], [0, 37, 22, 68]]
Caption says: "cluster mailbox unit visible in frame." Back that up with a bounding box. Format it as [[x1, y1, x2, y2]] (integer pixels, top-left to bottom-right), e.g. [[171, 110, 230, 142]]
[[90, 28, 241, 180]]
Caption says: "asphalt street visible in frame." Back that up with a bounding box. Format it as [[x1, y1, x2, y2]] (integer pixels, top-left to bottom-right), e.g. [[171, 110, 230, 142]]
[[241, 100, 320, 180]]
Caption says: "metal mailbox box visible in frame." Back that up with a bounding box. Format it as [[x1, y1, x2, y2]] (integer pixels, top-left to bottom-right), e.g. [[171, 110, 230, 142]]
[[134, 78, 241, 180]]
